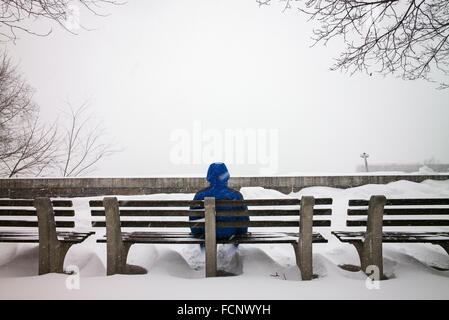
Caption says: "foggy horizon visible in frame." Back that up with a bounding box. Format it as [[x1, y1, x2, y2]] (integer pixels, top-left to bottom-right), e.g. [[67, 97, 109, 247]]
[[5, 0, 449, 177]]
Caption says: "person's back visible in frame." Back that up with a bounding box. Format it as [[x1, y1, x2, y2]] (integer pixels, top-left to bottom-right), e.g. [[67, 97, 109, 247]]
[[189, 162, 248, 239]]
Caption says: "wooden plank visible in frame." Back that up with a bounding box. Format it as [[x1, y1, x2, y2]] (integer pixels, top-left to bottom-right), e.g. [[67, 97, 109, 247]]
[[95, 231, 328, 244], [216, 199, 298, 206], [216, 220, 331, 227], [97, 237, 204, 244], [90, 209, 205, 216], [348, 208, 449, 216], [347, 219, 449, 227], [0, 221, 75, 228], [90, 198, 333, 208], [215, 198, 332, 206], [349, 198, 449, 206], [129, 231, 201, 237], [0, 199, 72, 207], [91, 221, 201, 228], [126, 231, 303, 238], [51, 200, 73, 207], [313, 198, 333, 205], [92, 219, 331, 228], [57, 234, 95, 243], [0, 238, 40, 243], [107, 237, 330, 244], [217, 235, 328, 244], [215, 209, 332, 216], [89, 200, 204, 207], [0, 209, 75, 216], [90, 208, 331, 217], [0, 234, 38, 239], [332, 231, 449, 243], [89, 200, 103, 207]]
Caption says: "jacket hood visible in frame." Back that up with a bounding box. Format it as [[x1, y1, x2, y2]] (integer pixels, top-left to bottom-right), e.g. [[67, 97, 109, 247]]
[[206, 162, 230, 187]]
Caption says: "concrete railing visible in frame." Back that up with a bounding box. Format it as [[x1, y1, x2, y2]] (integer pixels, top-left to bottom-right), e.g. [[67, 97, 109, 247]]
[[1, 175, 448, 198]]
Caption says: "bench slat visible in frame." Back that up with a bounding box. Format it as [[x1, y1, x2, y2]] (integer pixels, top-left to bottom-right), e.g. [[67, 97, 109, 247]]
[[0, 221, 75, 228], [348, 208, 449, 216], [126, 231, 303, 238], [0, 199, 73, 207], [216, 198, 332, 206], [96, 231, 328, 244], [0, 209, 75, 217], [347, 219, 449, 227], [0, 238, 40, 243], [89, 198, 333, 208], [216, 220, 331, 227], [349, 198, 449, 206], [89, 200, 204, 207], [91, 209, 205, 216], [215, 209, 332, 216], [332, 231, 449, 243], [90, 208, 332, 217], [91, 220, 331, 228], [0, 231, 94, 243]]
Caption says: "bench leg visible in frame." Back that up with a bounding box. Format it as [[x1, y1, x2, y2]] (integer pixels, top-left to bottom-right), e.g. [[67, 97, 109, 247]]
[[104, 197, 147, 275], [107, 241, 147, 276], [39, 241, 73, 275], [291, 243, 307, 278], [205, 197, 217, 278], [362, 195, 386, 280], [35, 197, 75, 275], [122, 243, 147, 275], [295, 196, 314, 281], [292, 241, 313, 281], [350, 241, 387, 279], [350, 241, 365, 271], [107, 240, 126, 275], [350, 237, 386, 279]]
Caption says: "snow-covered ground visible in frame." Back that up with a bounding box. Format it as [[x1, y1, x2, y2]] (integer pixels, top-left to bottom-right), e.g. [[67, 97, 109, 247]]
[[0, 179, 448, 299]]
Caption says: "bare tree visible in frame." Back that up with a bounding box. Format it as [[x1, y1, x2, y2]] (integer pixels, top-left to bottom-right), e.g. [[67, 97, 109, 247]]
[[259, 0, 449, 88], [1, 115, 58, 177], [0, 0, 123, 42], [0, 52, 59, 177], [59, 101, 118, 177]]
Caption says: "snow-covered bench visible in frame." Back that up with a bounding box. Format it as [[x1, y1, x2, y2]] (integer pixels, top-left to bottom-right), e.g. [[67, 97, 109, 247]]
[[0, 197, 94, 274], [332, 196, 449, 279], [90, 196, 332, 280]]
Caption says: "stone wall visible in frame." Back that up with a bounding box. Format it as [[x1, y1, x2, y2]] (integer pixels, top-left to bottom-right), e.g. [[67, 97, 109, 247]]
[[1, 175, 448, 198]]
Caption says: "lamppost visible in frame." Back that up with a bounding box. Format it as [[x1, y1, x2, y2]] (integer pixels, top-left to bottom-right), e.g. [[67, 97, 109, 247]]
[[360, 152, 369, 172]]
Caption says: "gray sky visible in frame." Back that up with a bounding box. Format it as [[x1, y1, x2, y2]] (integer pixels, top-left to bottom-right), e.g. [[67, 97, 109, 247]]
[[6, 0, 449, 177]]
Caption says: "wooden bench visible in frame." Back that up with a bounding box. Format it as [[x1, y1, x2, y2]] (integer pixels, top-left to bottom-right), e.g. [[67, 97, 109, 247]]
[[0, 197, 94, 274], [90, 196, 332, 280], [332, 196, 449, 279]]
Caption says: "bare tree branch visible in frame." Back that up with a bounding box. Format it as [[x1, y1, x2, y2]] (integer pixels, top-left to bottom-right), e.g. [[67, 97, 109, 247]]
[[58, 100, 120, 177], [0, 55, 59, 176], [0, 0, 125, 42], [0, 51, 59, 177], [261, 0, 449, 88]]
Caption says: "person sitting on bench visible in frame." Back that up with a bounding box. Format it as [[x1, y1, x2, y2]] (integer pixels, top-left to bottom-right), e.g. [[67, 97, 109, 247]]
[[189, 162, 248, 244]]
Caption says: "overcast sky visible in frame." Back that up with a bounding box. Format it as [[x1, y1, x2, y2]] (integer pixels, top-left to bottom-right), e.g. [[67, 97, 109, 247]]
[[6, 0, 449, 177]]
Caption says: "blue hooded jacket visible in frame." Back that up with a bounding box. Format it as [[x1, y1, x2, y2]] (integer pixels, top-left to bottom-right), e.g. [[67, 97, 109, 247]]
[[189, 162, 249, 239]]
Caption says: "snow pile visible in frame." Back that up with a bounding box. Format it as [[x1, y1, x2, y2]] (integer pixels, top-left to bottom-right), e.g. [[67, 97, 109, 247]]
[[0, 179, 448, 299]]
